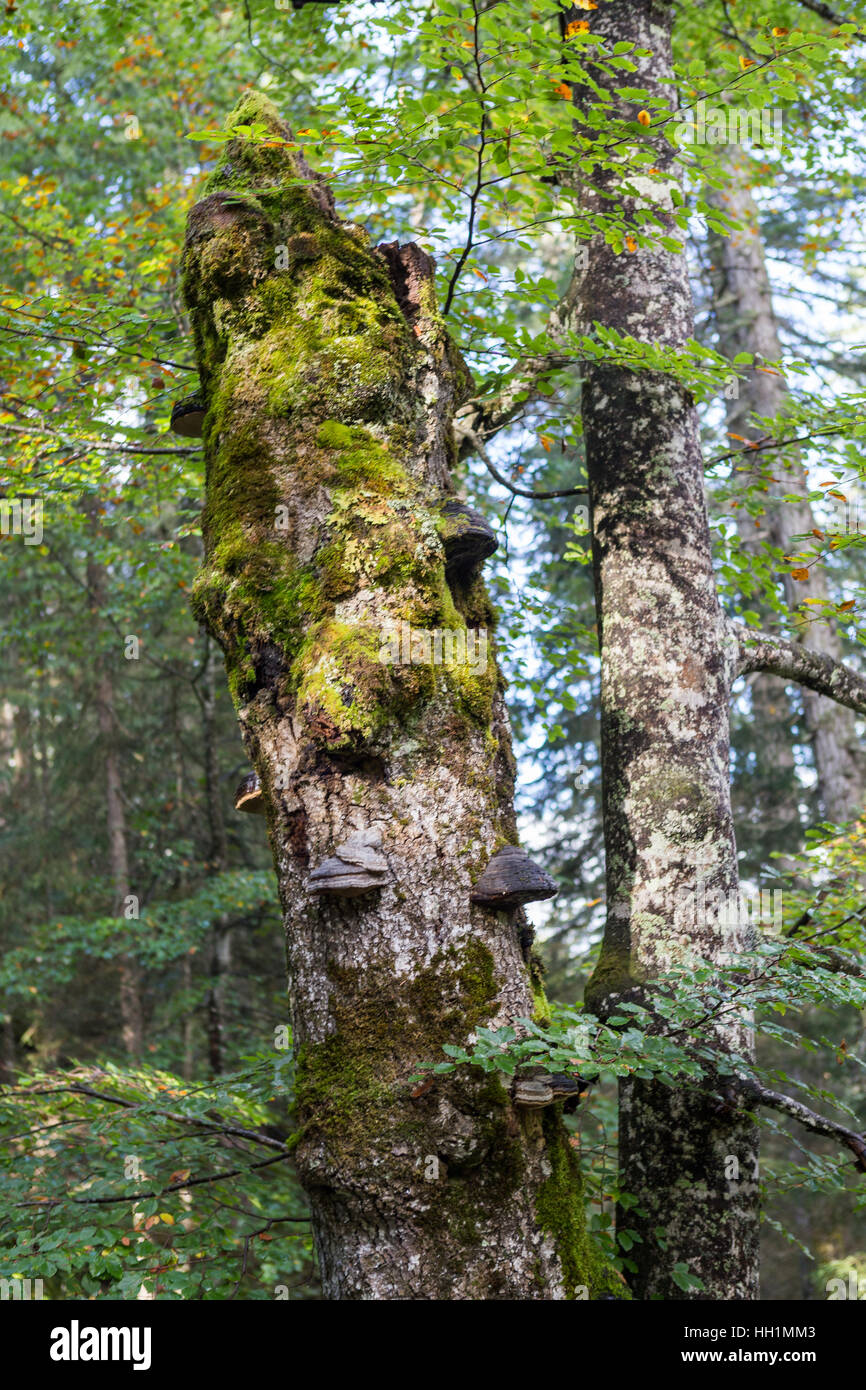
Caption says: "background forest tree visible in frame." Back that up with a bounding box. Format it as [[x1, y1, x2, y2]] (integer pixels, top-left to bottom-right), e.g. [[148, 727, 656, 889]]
[[1, 0, 865, 1299]]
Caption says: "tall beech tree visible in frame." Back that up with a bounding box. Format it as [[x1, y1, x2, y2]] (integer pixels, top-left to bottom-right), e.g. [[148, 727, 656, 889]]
[[180, 92, 613, 1300], [554, 0, 866, 1299]]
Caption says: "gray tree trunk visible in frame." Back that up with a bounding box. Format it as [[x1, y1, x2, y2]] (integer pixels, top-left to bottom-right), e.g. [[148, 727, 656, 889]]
[[562, 0, 759, 1299], [86, 547, 144, 1058], [707, 152, 863, 823], [181, 93, 613, 1300]]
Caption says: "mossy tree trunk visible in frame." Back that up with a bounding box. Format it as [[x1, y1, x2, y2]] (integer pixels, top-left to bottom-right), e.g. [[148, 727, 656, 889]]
[[181, 94, 610, 1300], [560, 0, 760, 1298]]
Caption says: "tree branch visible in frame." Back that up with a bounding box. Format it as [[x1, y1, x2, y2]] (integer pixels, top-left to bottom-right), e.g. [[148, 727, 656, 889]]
[[741, 1079, 866, 1174], [453, 350, 576, 459], [734, 625, 866, 715], [796, 0, 850, 24], [15, 1081, 288, 1152], [454, 420, 587, 499], [0, 421, 201, 457], [14, 1150, 294, 1209]]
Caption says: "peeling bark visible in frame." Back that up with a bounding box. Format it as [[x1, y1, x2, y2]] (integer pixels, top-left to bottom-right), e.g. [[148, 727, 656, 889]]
[[181, 94, 613, 1300]]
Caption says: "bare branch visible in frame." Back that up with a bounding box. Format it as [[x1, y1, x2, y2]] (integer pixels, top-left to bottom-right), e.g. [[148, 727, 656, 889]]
[[0, 421, 201, 457], [14, 1150, 294, 1209], [796, 0, 850, 25], [454, 420, 587, 500], [742, 1079, 866, 1174], [453, 350, 576, 458], [734, 625, 866, 715], [12, 1081, 287, 1152]]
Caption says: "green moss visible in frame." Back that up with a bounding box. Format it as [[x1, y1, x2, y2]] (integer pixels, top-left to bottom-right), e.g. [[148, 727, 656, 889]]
[[293, 620, 385, 746], [295, 939, 500, 1151], [294, 939, 534, 1273], [584, 945, 639, 1016], [536, 1110, 627, 1300], [443, 646, 498, 725], [529, 951, 552, 1026], [316, 420, 354, 450]]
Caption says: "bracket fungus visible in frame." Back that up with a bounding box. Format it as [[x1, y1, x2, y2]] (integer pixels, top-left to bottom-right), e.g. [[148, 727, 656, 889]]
[[440, 499, 498, 580], [169, 391, 206, 439], [470, 845, 558, 910], [512, 1070, 593, 1110], [234, 770, 265, 815], [307, 827, 389, 898]]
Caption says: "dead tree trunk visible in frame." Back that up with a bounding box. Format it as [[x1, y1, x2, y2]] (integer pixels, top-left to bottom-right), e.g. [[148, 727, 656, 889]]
[[181, 93, 611, 1300]]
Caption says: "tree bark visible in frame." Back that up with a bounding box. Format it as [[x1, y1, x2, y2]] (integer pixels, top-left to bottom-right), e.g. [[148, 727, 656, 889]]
[[561, 0, 760, 1299], [200, 633, 228, 871], [86, 547, 144, 1058], [200, 633, 231, 1075], [707, 152, 863, 823], [181, 94, 609, 1299]]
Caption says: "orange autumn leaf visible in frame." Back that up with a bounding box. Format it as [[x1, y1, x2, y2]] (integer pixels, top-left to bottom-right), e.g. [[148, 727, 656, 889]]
[[539, 434, 553, 452], [566, 20, 590, 35], [838, 600, 856, 611], [772, 27, 789, 37], [739, 55, 755, 69], [625, 235, 637, 251], [790, 568, 810, 581], [553, 82, 573, 99], [811, 528, 824, 540], [637, 110, 651, 126], [574, 0, 598, 8]]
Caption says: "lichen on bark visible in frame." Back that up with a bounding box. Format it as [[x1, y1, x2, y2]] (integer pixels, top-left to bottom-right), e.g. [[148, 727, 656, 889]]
[[182, 91, 610, 1299]]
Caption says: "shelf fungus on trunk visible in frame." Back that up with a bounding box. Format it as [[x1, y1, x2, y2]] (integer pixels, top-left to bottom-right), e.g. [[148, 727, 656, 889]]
[[512, 1069, 593, 1112], [439, 499, 498, 582], [470, 844, 558, 910], [169, 391, 206, 439], [307, 827, 389, 898], [234, 770, 265, 815]]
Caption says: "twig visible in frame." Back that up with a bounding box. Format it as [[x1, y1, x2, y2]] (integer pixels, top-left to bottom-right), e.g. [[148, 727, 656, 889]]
[[455, 421, 588, 499]]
